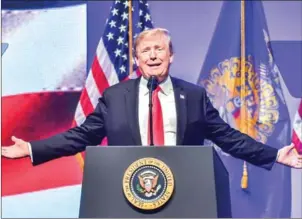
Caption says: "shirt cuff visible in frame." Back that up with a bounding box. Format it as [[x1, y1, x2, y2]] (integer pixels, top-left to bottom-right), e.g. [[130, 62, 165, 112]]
[[28, 142, 33, 163], [276, 149, 281, 162]]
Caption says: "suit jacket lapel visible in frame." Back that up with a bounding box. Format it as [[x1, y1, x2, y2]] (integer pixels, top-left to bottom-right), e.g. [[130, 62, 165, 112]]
[[124, 77, 142, 145], [171, 77, 187, 145]]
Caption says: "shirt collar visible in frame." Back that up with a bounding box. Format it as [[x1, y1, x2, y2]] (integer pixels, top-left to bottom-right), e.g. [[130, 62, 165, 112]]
[[140, 75, 173, 96]]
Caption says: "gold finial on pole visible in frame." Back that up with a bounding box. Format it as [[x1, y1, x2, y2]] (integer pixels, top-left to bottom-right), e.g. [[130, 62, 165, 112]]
[[241, 160, 248, 189]]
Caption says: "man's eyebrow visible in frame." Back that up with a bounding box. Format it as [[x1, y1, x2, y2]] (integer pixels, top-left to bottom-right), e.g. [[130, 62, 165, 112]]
[[141, 46, 151, 50]]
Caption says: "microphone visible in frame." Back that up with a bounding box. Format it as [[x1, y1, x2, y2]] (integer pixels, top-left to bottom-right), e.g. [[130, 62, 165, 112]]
[[147, 76, 158, 91], [147, 76, 158, 146]]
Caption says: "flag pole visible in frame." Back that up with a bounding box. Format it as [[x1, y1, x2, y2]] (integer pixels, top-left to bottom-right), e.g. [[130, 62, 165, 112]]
[[128, 0, 133, 77], [240, 0, 248, 190]]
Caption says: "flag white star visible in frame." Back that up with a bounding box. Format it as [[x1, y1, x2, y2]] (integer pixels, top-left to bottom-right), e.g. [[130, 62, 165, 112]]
[[114, 48, 122, 57], [119, 24, 127, 32], [120, 65, 126, 73], [122, 54, 127, 60], [109, 20, 116, 28], [111, 8, 118, 16], [125, 42, 128, 47], [121, 12, 128, 20], [139, 9, 143, 16], [145, 13, 151, 21], [123, 0, 129, 8], [115, 0, 121, 3], [145, 3, 149, 7], [136, 22, 142, 28], [117, 36, 124, 45], [106, 32, 114, 41]]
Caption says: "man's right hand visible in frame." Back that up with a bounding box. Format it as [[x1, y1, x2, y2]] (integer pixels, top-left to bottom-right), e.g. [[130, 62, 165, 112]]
[[2, 136, 30, 159]]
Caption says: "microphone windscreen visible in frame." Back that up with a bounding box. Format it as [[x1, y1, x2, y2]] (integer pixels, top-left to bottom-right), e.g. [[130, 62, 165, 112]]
[[147, 76, 158, 91]]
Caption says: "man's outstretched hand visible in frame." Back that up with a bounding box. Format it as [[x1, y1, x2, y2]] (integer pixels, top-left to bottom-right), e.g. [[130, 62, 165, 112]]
[[277, 143, 302, 168], [2, 136, 30, 159]]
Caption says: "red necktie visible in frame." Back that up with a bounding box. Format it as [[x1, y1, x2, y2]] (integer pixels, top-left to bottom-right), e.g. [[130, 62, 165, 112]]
[[148, 86, 164, 146]]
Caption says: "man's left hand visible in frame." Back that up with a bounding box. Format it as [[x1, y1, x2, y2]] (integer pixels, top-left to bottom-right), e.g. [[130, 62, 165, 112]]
[[277, 143, 302, 168]]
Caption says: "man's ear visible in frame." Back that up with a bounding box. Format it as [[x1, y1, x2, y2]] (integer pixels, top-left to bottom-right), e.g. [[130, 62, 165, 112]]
[[169, 54, 174, 64]]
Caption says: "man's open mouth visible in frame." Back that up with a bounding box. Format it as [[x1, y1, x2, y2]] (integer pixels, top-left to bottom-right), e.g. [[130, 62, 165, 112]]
[[148, 63, 161, 67]]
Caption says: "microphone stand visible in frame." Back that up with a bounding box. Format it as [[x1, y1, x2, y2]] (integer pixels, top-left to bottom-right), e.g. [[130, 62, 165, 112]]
[[147, 76, 158, 146]]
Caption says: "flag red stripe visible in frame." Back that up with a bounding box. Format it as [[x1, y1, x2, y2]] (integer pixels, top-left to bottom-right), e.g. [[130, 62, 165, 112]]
[[293, 130, 302, 145], [79, 88, 94, 116], [293, 130, 302, 154], [91, 56, 110, 95]]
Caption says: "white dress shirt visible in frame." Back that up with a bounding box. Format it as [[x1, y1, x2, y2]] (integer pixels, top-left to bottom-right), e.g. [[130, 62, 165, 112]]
[[138, 76, 177, 146]]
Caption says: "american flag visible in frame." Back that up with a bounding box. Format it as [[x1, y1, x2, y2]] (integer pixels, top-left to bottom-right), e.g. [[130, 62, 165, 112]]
[[292, 99, 302, 154], [72, 0, 154, 166]]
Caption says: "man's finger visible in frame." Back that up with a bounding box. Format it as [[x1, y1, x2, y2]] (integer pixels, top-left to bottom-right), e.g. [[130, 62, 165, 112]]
[[291, 159, 302, 168], [11, 136, 19, 143], [2, 145, 13, 150], [281, 143, 295, 155], [2, 149, 11, 157], [1, 147, 11, 153], [295, 162, 302, 169], [288, 143, 295, 150], [2, 149, 17, 158]]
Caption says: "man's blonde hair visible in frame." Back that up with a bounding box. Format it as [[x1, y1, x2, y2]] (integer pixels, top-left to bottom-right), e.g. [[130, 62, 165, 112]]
[[134, 28, 174, 56]]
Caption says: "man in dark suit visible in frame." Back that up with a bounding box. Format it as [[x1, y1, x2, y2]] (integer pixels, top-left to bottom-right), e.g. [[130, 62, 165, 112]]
[[2, 28, 302, 169]]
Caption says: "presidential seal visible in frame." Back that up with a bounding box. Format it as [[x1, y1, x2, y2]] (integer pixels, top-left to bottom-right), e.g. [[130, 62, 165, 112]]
[[122, 157, 174, 211]]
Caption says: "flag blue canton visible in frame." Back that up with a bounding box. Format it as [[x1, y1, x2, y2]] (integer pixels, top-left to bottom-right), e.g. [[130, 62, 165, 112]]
[[103, 0, 153, 81]]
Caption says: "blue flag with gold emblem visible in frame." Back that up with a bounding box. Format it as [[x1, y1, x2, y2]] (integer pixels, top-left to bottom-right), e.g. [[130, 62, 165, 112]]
[[197, 1, 291, 217]]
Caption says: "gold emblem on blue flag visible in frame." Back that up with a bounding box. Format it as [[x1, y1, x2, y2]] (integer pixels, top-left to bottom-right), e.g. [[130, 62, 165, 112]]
[[122, 157, 174, 210], [200, 55, 279, 144]]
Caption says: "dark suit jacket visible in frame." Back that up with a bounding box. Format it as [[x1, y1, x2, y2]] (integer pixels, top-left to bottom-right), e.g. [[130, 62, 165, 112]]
[[31, 76, 278, 169]]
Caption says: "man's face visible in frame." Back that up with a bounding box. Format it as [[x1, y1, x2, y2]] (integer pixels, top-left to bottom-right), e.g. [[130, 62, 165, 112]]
[[135, 34, 173, 82]]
